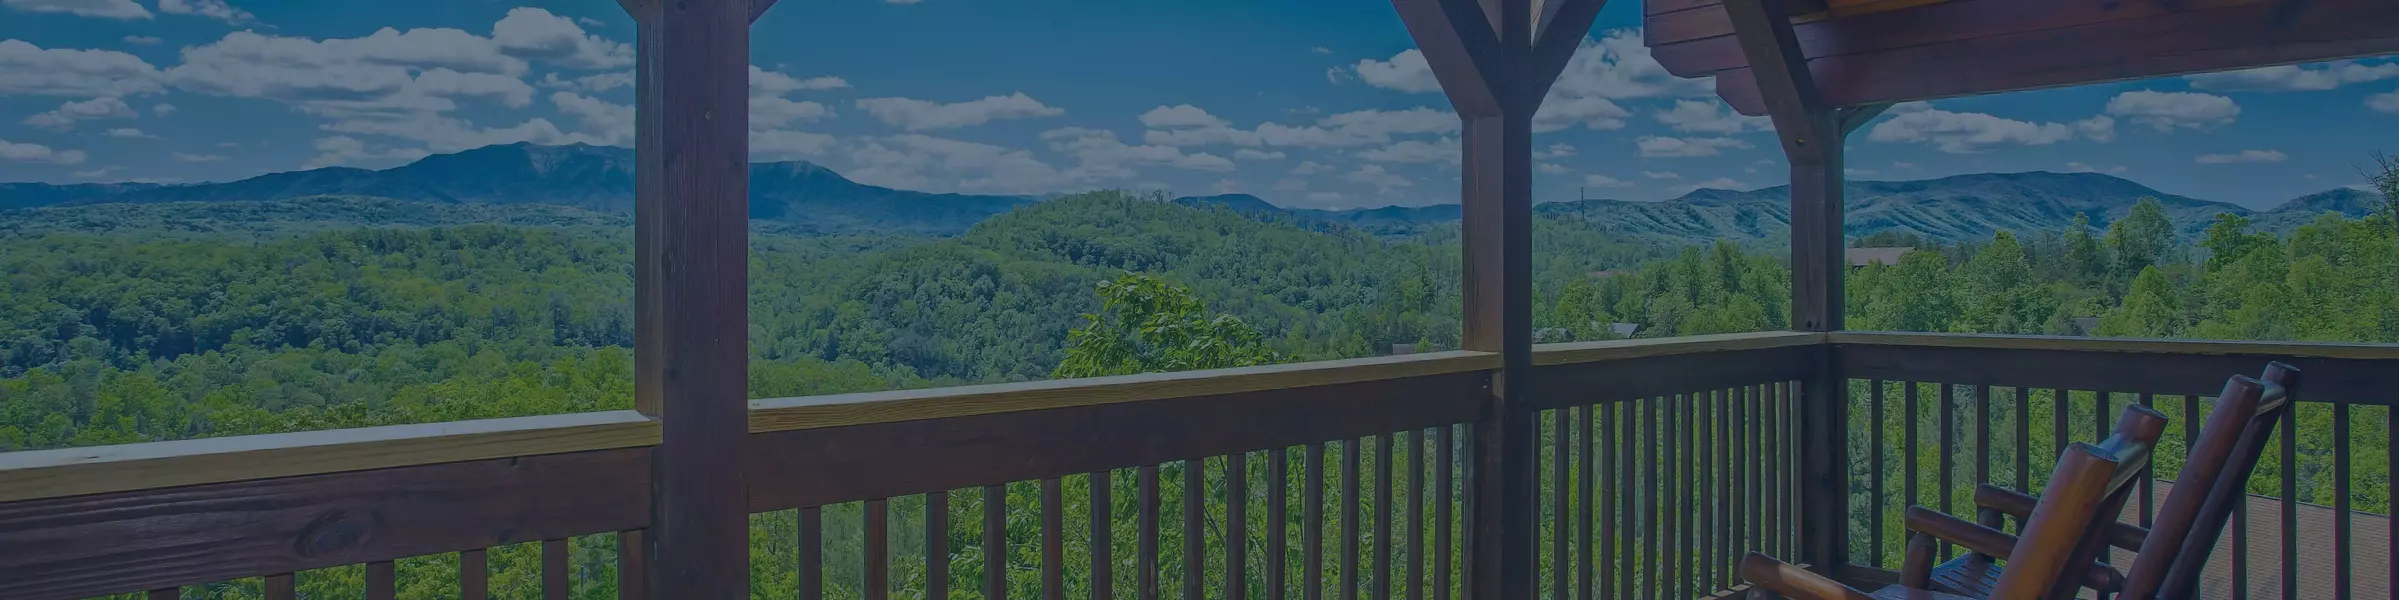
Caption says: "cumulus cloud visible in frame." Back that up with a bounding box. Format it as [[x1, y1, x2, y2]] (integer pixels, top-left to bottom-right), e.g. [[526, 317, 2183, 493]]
[[846, 134, 1076, 194], [1038, 126, 1236, 179], [1533, 96, 1631, 132], [752, 65, 848, 94], [2369, 91, 2399, 114], [1666, 178, 1745, 195], [152, 103, 175, 116], [1346, 164, 1413, 189], [1653, 99, 1767, 134], [1538, 143, 1576, 159], [166, 29, 534, 117], [2185, 60, 2399, 92], [1642, 170, 1680, 180], [753, 130, 837, 159], [1351, 49, 1442, 93], [1636, 136, 1750, 158], [1538, 163, 1568, 174], [1865, 104, 2096, 153], [1550, 30, 1715, 101], [21, 96, 135, 130], [2194, 149, 2286, 164], [856, 93, 1063, 131], [549, 91, 633, 145], [2105, 91, 2240, 132], [1139, 104, 1230, 129], [306, 135, 430, 168], [3, 0, 148, 19], [2066, 162, 2127, 174], [0, 39, 163, 97], [123, 35, 163, 45], [1289, 161, 1329, 175], [171, 152, 228, 162], [0, 139, 87, 164], [156, 0, 250, 24], [104, 127, 156, 138], [1359, 138, 1457, 164], [491, 7, 630, 69], [543, 71, 633, 93], [1233, 149, 1284, 161], [1583, 174, 1632, 188], [1143, 107, 1456, 149]]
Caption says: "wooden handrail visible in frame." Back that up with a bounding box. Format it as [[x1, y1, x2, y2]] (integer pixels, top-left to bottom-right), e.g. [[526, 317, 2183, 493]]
[[748, 349, 1501, 433], [0, 410, 659, 503], [1831, 331, 2399, 360], [1531, 330, 1825, 366]]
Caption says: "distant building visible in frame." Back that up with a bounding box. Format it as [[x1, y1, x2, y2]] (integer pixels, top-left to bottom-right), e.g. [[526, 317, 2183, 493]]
[[1610, 323, 1640, 338], [1846, 246, 1913, 267]]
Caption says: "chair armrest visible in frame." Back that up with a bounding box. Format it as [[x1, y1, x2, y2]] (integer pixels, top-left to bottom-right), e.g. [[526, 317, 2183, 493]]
[[1904, 506, 2127, 592], [1974, 484, 2150, 551], [1739, 553, 1875, 600]]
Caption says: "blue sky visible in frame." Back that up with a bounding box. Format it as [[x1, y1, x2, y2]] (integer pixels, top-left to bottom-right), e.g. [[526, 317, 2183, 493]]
[[1, 0, 2394, 209]]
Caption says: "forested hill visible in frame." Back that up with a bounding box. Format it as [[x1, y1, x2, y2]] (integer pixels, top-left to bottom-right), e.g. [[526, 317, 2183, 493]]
[[2, 143, 2380, 244]]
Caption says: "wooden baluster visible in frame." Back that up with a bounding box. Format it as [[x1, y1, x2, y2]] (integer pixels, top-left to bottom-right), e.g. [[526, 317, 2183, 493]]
[[1306, 444, 1327, 600], [1576, 408, 1593, 600], [617, 532, 646, 600], [1141, 465, 1162, 600], [1229, 453, 1249, 600], [1937, 383, 1956, 560], [1270, 450, 1289, 600], [1717, 389, 1733, 589], [1728, 389, 1746, 587], [1376, 435, 1392, 600], [985, 486, 1007, 600], [1093, 473, 1113, 600], [1185, 460, 1205, 600], [2281, 400, 2299, 600], [930, 492, 950, 600], [1867, 381, 1885, 566], [1549, 411, 1568, 600], [2137, 393, 2156, 531], [1644, 396, 1661, 600], [463, 548, 491, 600], [1342, 440, 1362, 600], [870, 498, 892, 600], [1042, 481, 1062, 600], [368, 560, 396, 600], [1975, 385, 1991, 496], [1432, 428, 1453, 600], [1664, 396, 1681, 600], [2051, 389, 2069, 489], [2334, 399, 2353, 599], [2014, 388, 2031, 525], [545, 538, 570, 600], [1410, 431, 1427, 600], [801, 507, 823, 600], [266, 573, 297, 600], [1613, 401, 1632, 598]]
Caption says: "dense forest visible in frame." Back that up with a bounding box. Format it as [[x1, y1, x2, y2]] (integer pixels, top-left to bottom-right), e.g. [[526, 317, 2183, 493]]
[[2, 182, 2394, 598]]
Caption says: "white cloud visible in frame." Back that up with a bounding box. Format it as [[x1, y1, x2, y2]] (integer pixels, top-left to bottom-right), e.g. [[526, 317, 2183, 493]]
[[1636, 135, 1751, 158], [1532, 96, 1631, 132], [751, 65, 847, 94], [21, 96, 135, 130], [2369, 91, 2399, 114], [549, 91, 633, 145], [1642, 170, 1681, 180], [1311, 46, 1332, 54], [491, 7, 630, 69], [1038, 127, 1235, 178], [1865, 106, 2086, 153], [856, 93, 1063, 131], [1139, 104, 1229, 129], [753, 96, 833, 129], [123, 35, 163, 45], [0, 139, 87, 164], [151, 103, 175, 116], [1583, 174, 1632, 188], [104, 127, 155, 138], [0, 39, 163, 97], [2065, 162, 2127, 174], [1351, 49, 1442, 93], [1273, 178, 1306, 191], [846, 134, 1076, 194], [171, 152, 228, 162], [1653, 99, 1767, 134], [1537, 163, 1568, 174], [1145, 107, 1456, 149], [1538, 143, 1576, 159], [1358, 138, 1457, 164], [543, 71, 633, 93], [1289, 161, 1328, 176], [2185, 60, 2399, 92], [166, 29, 536, 124], [1667, 177, 1745, 195], [752, 130, 837, 159], [305, 135, 429, 168], [2074, 116, 2116, 143], [72, 166, 121, 179], [1346, 164, 1413, 189], [3, 0, 148, 18], [156, 0, 249, 24], [1550, 30, 1715, 101], [2105, 91, 2240, 132], [2194, 149, 2286, 164], [1233, 149, 1284, 161]]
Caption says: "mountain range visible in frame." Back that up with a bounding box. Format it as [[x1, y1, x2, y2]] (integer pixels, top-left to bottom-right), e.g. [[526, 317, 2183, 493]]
[[0, 143, 2382, 243]]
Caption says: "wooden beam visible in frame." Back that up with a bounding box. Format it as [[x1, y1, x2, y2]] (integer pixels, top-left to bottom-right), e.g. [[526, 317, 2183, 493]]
[[749, 0, 778, 23], [1648, 0, 2288, 76], [1690, 0, 2399, 113], [633, 0, 754, 597], [1838, 103, 1889, 136], [1528, 0, 1608, 98], [1724, 0, 1848, 578], [0, 448, 650, 600], [1391, 0, 1512, 116]]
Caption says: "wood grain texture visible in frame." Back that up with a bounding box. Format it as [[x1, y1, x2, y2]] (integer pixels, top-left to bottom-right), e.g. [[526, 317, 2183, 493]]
[[1530, 331, 1823, 366], [750, 351, 1497, 433], [0, 448, 648, 600], [0, 411, 656, 503], [1648, 0, 2279, 73], [462, 550, 489, 600], [747, 373, 1486, 511], [1525, 344, 1819, 408]]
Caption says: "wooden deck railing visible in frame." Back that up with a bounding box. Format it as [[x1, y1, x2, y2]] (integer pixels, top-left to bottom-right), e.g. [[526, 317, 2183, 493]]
[[5, 331, 2391, 600], [1831, 332, 2399, 599]]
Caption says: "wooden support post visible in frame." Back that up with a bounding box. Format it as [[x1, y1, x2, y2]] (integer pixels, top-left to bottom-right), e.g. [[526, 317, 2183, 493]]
[[622, 0, 756, 597], [1390, 1, 1604, 599], [1723, 0, 1857, 577]]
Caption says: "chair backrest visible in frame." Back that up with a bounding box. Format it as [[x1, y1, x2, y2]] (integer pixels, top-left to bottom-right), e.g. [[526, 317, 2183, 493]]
[[2041, 402, 2169, 600], [2131, 364, 2300, 600], [1992, 442, 2129, 598]]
